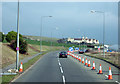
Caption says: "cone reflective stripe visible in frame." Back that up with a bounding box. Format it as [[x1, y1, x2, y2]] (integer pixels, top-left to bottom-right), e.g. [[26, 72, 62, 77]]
[[108, 67, 112, 80], [19, 62, 23, 72], [82, 57, 84, 63], [79, 56, 81, 62], [98, 64, 103, 74], [92, 61, 95, 70], [85, 58, 87, 65], [88, 59, 91, 67]]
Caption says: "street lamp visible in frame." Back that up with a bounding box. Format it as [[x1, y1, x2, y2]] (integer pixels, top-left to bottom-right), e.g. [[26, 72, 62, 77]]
[[40, 16, 52, 53], [16, 0, 20, 71], [91, 10, 105, 58]]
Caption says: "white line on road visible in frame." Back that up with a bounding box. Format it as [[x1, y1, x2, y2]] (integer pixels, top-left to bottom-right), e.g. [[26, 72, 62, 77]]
[[62, 75, 66, 84], [59, 62, 61, 66], [115, 81, 120, 84], [60, 67, 63, 73]]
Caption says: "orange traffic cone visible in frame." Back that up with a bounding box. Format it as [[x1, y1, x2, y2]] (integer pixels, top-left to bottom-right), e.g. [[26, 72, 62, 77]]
[[92, 61, 96, 70], [79, 56, 81, 62], [19, 62, 23, 72], [77, 55, 78, 60], [85, 58, 87, 66], [82, 57, 84, 63], [88, 59, 91, 67], [98, 64, 103, 74], [108, 67, 112, 80]]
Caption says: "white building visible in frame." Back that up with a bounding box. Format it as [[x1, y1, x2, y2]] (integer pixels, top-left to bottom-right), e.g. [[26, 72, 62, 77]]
[[67, 37, 99, 44]]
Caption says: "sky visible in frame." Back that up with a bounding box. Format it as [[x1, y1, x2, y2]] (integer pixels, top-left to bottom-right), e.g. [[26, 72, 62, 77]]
[[1, 2, 119, 45]]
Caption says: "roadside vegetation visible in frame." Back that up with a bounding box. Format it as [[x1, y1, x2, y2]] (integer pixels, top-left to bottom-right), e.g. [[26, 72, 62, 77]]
[[84, 52, 120, 69], [2, 52, 46, 84]]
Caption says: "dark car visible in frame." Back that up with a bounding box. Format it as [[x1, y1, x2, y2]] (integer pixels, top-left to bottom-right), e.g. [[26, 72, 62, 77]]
[[59, 51, 67, 58], [79, 49, 86, 54]]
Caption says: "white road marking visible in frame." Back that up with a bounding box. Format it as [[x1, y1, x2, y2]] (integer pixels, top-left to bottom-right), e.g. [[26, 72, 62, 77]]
[[105, 75, 108, 78], [62, 75, 66, 84], [115, 81, 120, 84], [59, 62, 61, 66], [60, 67, 63, 73]]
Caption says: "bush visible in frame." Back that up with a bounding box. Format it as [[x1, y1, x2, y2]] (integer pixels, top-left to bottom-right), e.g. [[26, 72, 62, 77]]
[[0, 32, 5, 42], [6, 31, 22, 43], [10, 38, 28, 54]]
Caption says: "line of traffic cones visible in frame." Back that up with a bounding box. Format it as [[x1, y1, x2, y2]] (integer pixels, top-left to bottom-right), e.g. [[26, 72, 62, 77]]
[[69, 53, 113, 80]]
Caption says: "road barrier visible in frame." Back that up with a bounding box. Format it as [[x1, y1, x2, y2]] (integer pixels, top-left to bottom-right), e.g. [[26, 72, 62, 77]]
[[108, 67, 113, 80], [92, 61, 96, 70], [85, 58, 88, 66], [77, 55, 78, 60], [88, 59, 91, 67], [19, 62, 23, 72], [98, 64, 103, 74], [79, 56, 81, 62], [82, 57, 84, 63]]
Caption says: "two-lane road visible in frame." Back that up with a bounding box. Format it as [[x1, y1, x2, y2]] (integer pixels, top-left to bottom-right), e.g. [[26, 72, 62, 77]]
[[12, 51, 119, 83]]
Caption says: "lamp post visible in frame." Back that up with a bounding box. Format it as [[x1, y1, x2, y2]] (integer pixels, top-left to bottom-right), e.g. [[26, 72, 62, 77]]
[[40, 16, 52, 53], [16, 0, 20, 71], [91, 10, 105, 58]]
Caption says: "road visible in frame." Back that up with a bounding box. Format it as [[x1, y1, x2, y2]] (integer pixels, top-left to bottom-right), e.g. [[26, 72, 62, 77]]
[[12, 51, 119, 83]]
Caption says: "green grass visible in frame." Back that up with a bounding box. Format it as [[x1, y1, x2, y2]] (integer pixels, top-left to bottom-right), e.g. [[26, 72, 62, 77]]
[[24, 38, 87, 48], [84, 53, 120, 69], [24, 35, 58, 42]]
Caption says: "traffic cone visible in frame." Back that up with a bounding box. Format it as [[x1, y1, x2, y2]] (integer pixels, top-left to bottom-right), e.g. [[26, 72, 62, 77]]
[[73, 54, 74, 58], [77, 55, 78, 60], [88, 59, 91, 67], [19, 62, 23, 72], [82, 57, 84, 63], [98, 64, 103, 74], [79, 56, 81, 62], [85, 58, 87, 66], [92, 61, 96, 70], [108, 67, 112, 80]]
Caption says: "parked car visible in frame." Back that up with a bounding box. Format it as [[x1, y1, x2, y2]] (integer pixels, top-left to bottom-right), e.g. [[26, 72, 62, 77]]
[[59, 51, 67, 58]]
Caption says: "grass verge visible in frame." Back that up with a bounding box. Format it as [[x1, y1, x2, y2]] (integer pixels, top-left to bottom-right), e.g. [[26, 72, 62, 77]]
[[84, 53, 120, 69], [2, 51, 48, 84]]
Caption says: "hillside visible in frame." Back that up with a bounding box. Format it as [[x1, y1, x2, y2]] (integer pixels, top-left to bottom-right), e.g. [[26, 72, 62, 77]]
[[1, 42, 65, 68], [23, 35, 58, 42]]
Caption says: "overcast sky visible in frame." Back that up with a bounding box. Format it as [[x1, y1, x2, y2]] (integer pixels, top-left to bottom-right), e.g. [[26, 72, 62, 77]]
[[2, 2, 118, 45]]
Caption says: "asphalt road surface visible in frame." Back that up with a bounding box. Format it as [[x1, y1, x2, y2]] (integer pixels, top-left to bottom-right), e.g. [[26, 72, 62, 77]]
[[12, 51, 119, 83]]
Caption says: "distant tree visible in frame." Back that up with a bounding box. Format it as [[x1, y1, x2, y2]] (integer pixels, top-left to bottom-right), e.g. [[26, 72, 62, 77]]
[[6, 31, 22, 42], [67, 41, 71, 44], [10, 38, 28, 54], [0, 32, 5, 42]]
